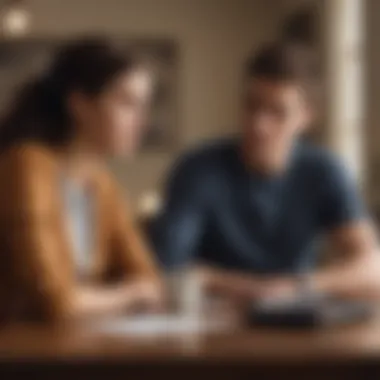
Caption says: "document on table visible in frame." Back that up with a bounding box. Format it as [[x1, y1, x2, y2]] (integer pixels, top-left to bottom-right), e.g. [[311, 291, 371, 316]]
[[90, 315, 211, 337]]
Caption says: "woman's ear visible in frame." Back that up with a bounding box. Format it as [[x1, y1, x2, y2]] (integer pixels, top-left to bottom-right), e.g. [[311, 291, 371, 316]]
[[66, 90, 92, 125]]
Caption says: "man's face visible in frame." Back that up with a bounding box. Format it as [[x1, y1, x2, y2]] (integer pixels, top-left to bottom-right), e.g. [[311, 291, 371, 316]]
[[241, 77, 311, 170]]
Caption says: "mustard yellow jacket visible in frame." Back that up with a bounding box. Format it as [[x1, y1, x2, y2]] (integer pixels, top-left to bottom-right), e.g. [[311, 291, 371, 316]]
[[0, 142, 158, 321]]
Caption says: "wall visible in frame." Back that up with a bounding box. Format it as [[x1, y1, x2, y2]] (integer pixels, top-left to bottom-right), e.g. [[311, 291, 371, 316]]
[[275, 0, 370, 196], [366, 0, 380, 208], [321, 0, 365, 186], [23, 0, 280, 208]]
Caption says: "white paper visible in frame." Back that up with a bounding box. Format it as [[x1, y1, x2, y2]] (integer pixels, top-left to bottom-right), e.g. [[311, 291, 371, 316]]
[[91, 315, 207, 337]]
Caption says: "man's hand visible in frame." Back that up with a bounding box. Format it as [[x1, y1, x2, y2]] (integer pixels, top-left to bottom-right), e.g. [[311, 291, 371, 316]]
[[256, 277, 300, 300], [196, 265, 300, 304]]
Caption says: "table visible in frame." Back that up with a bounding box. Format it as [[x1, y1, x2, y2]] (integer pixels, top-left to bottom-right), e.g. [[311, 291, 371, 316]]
[[0, 313, 380, 379]]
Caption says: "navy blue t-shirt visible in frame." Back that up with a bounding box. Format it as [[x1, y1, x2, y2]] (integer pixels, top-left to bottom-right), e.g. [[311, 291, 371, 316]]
[[151, 139, 366, 274]]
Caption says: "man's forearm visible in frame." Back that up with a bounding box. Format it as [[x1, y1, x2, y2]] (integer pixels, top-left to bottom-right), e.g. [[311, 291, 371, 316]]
[[311, 251, 380, 299], [198, 251, 380, 302], [313, 222, 380, 299]]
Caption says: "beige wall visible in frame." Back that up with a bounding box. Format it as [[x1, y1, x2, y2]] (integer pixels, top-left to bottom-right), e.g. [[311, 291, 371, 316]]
[[322, 0, 365, 183], [366, 0, 380, 208], [23, 0, 280, 206], [276, 0, 371, 196]]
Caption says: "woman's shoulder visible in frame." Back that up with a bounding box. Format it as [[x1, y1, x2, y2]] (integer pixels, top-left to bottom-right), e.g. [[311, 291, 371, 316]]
[[0, 142, 59, 216], [0, 142, 58, 193], [0, 141, 57, 171]]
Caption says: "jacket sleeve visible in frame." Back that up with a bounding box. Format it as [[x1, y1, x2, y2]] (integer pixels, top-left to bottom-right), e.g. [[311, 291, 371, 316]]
[[105, 175, 160, 282], [0, 146, 75, 322]]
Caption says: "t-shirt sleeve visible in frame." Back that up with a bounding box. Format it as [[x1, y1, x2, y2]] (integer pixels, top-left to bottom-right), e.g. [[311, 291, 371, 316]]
[[150, 154, 209, 270], [318, 155, 367, 231]]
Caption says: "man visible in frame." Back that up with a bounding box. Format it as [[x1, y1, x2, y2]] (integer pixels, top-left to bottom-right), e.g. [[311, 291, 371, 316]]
[[152, 42, 380, 301]]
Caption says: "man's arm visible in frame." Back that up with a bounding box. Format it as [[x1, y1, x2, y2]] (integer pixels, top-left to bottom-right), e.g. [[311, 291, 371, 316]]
[[151, 155, 209, 269], [309, 221, 380, 298], [198, 221, 380, 301], [309, 155, 380, 299], [198, 156, 380, 302]]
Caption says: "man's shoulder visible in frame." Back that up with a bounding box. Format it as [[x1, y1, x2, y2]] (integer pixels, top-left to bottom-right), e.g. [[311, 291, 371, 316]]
[[294, 142, 345, 174]]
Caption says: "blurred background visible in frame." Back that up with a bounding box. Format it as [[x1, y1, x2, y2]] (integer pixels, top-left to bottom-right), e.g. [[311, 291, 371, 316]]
[[0, 0, 375, 221]]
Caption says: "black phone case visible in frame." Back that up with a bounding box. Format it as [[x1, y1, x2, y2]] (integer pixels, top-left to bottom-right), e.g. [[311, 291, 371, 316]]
[[248, 296, 373, 329]]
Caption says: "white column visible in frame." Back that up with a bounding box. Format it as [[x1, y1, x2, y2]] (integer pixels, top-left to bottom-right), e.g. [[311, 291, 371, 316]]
[[323, 0, 365, 184]]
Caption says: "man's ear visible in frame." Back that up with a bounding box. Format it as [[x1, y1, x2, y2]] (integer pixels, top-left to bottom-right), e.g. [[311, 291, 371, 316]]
[[299, 103, 316, 133]]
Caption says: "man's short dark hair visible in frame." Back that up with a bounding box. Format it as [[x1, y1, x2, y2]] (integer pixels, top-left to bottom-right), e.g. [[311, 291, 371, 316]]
[[245, 42, 320, 102]]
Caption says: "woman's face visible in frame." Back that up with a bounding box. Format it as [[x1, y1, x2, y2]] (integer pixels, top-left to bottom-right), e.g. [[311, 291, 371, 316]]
[[72, 68, 153, 157]]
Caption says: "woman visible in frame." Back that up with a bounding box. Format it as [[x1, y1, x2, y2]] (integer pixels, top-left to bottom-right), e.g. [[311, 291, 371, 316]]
[[0, 38, 162, 323]]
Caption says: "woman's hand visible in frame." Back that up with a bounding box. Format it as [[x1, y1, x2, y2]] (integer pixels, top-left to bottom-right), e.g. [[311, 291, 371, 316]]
[[126, 279, 164, 312]]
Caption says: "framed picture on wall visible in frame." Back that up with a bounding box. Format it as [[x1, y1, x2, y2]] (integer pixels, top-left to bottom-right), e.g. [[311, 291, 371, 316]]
[[0, 37, 179, 151]]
